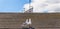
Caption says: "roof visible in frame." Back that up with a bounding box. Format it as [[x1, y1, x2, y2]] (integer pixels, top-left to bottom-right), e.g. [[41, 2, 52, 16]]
[[0, 13, 60, 28]]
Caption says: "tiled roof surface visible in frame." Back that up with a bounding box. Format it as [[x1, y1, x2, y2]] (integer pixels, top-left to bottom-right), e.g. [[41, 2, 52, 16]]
[[0, 13, 60, 29]]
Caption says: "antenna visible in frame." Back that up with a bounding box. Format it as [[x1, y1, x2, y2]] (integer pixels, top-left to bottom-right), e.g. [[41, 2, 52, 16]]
[[29, 0, 33, 13]]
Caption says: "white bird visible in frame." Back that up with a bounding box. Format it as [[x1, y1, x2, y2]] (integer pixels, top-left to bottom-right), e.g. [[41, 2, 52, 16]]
[[25, 18, 32, 25], [21, 18, 32, 27]]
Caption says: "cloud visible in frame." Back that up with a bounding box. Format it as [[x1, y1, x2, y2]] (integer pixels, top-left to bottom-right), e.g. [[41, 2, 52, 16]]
[[23, 4, 29, 11], [46, 0, 60, 4], [23, 0, 60, 13]]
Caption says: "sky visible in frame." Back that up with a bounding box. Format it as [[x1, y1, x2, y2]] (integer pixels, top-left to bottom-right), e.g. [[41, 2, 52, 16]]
[[0, 0, 30, 12], [24, 0, 60, 13]]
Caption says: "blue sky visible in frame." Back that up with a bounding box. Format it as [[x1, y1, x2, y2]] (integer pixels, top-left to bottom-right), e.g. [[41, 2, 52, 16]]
[[0, 0, 31, 12]]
